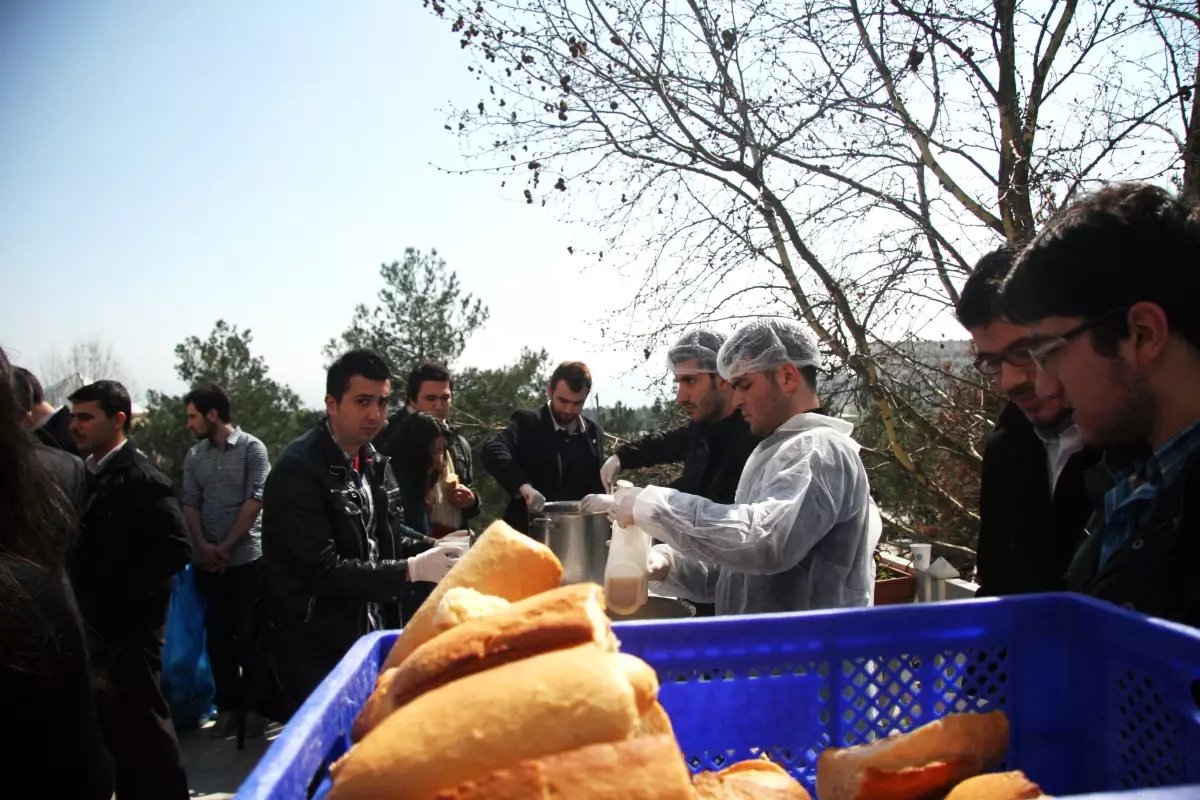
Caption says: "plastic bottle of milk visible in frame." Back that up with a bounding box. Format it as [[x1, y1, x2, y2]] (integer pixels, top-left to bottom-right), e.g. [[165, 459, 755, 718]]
[[604, 481, 651, 615]]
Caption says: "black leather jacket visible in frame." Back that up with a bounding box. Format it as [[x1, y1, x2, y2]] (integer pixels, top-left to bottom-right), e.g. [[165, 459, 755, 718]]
[[262, 421, 428, 658]]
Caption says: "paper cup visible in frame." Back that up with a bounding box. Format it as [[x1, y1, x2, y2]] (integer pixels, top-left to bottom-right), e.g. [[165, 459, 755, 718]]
[[910, 543, 932, 572]]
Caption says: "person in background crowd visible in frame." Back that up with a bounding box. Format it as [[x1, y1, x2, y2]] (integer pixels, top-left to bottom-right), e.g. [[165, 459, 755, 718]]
[[181, 382, 271, 738], [377, 361, 480, 528], [955, 248, 1100, 596], [12, 365, 88, 522], [388, 411, 469, 622], [582, 329, 761, 616], [603, 320, 881, 616], [262, 350, 466, 717], [1000, 182, 1200, 627], [482, 361, 607, 534], [13, 365, 80, 455], [68, 380, 192, 799], [0, 348, 112, 799]]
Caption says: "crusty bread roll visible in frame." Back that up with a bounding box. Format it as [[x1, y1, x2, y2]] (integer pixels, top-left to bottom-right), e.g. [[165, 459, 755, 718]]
[[816, 711, 1010, 800], [352, 584, 617, 741], [429, 734, 695, 800], [694, 758, 812, 799], [945, 771, 1049, 800], [381, 521, 562, 672], [328, 645, 660, 799], [634, 701, 677, 739], [431, 587, 512, 634]]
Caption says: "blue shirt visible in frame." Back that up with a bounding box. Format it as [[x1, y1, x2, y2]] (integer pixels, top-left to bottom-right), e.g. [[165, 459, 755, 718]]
[[1100, 418, 1200, 569]]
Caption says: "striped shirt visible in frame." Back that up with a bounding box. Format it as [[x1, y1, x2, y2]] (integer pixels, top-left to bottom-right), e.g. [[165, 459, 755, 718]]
[[182, 428, 270, 567]]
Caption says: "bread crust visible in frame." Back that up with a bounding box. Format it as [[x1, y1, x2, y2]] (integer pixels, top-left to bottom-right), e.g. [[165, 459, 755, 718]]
[[429, 734, 695, 800], [693, 759, 812, 800], [352, 584, 615, 741], [328, 645, 659, 799], [380, 521, 563, 672], [815, 711, 1010, 800], [431, 588, 512, 634], [944, 771, 1048, 800]]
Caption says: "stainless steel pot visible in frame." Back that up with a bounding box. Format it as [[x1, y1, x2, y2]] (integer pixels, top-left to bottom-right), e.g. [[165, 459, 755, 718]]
[[607, 595, 697, 621], [528, 501, 612, 586]]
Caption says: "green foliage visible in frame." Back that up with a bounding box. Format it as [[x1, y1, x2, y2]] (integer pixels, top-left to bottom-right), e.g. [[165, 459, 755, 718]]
[[138, 320, 314, 485], [324, 248, 489, 376]]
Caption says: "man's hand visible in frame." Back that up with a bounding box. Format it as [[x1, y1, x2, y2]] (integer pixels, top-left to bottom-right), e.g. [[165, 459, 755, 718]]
[[600, 455, 621, 493], [408, 542, 467, 583], [519, 484, 546, 513], [448, 485, 476, 508], [195, 540, 228, 573], [580, 494, 616, 515], [648, 550, 670, 581]]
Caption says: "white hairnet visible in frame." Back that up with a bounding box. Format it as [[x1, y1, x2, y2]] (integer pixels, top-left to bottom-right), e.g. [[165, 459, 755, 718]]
[[667, 328, 725, 375], [716, 319, 821, 381]]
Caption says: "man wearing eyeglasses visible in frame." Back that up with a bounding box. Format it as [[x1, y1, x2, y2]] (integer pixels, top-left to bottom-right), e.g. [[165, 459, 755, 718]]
[[956, 247, 1100, 597], [1000, 183, 1200, 628]]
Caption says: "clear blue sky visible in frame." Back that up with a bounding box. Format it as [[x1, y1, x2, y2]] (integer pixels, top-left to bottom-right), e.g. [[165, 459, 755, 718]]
[[0, 0, 663, 409]]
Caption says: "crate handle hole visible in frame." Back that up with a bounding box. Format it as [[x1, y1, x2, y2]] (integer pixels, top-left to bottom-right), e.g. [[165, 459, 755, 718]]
[[1190, 678, 1200, 710]]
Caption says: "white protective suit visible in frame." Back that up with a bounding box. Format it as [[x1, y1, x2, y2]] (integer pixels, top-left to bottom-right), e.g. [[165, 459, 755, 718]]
[[636, 411, 882, 615]]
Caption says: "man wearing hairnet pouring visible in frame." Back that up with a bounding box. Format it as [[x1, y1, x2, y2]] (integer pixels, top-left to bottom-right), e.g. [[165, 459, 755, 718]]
[[585, 319, 881, 615]]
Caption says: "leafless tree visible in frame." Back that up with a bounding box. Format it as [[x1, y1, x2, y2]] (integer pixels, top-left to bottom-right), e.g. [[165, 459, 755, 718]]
[[40, 338, 131, 402], [424, 0, 1194, 562]]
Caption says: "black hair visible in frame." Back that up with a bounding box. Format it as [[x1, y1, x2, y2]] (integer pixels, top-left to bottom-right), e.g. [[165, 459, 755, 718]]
[[183, 382, 231, 423], [68, 380, 133, 434], [1001, 182, 1200, 354], [954, 247, 1016, 329], [406, 362, 453, 403], [800, 365, 819, 393], [12, 368, 44, 415], [391, 412, 449, 487], [549, 361, 592, 394], [326, 349, 392, 399]]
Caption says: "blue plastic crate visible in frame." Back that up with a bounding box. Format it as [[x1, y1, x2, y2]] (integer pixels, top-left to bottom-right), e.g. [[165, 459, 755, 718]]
[[238, 594, 1200, 798]]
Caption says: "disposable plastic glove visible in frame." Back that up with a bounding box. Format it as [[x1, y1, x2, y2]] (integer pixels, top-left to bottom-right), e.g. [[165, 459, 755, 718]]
[[600, 455, 622, 492], [580, 494, 616, 515], [518, 484, 546, 513], [610, 487, 643, 528], [408, 542, 466, 583], [648, 550, 670, 581]]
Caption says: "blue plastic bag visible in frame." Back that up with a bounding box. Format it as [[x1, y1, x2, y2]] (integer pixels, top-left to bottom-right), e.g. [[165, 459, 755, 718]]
[[161, 564, 216, 731]]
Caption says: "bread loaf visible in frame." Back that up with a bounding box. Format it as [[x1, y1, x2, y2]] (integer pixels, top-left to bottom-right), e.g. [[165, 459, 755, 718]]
[[328, 645, 660, 799], [380, 521, 562, 672], [430, 587, 512, 634], [815, 711, 1010, 800], [693, 758, 812, 799], [430, 734, 695, 800], [944, 771, 1049, 800], [352, 584, 616, 740]]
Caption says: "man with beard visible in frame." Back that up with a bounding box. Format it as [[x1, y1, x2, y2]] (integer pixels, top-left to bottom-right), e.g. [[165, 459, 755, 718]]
[[1000, 182, 1200, 627], [606, 320, 881, 616], [68, 380, 192, 799], [580, 329, 761, 615], [180, 382, 271, 737], [482, 361, 606, 534], [955, 248, 1101, 596]]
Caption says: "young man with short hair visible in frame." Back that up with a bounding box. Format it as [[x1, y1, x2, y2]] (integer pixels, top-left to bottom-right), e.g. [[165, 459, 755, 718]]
[[956, 248, 1100, 596], [262, 350, 465, 716], [482, 361, 607, 533], [1001, 182, 1200, 626], [68, 380, 192, 799], [181, 382, 271, 737]]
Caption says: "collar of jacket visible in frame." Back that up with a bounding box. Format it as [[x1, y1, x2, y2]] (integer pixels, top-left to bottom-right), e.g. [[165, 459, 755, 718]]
[[317, 418, 390, 479]]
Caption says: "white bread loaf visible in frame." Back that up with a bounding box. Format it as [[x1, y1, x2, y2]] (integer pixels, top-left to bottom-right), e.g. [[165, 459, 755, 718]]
[[693, 758, 812, 799], [945, 771, 1050, 800], [328, 645, 660, 799]]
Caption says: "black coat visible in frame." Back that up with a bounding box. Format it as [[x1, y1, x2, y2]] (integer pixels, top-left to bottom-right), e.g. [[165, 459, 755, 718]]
[[975, 404, 1100, 597], [1067, 449, 1200, 627], [615, 410, 760, 504], [36, 405, 80, 456], [262, 421, 427, 664], [33, 438, 88, 515], [481, 406, 606, 533], [68, 441, 193, 668]]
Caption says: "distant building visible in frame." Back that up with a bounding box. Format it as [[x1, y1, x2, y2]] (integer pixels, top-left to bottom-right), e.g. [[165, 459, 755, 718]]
[[45, 372, 147, 418]]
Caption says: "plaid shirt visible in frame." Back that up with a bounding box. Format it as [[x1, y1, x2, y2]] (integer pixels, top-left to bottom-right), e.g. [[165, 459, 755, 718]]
[[1101, 418, 1200, 569]]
